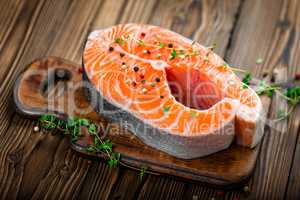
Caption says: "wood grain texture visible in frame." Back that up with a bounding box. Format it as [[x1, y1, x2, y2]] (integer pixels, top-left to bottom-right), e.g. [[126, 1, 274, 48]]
[[225, 0, 300, 199], [0, 0, 300, 199]]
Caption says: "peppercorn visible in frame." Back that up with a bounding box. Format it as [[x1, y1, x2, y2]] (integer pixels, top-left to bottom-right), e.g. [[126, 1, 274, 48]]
[[120, 53, 125, 57], [155, 77, 161, 82], [168, 43, 173, 48], [133, 66, 139, 72], [109, 46, 114, 52], [141, 32, 146, 37]]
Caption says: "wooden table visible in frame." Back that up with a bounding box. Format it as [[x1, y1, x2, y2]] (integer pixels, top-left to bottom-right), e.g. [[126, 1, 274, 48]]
[[0, 0, 300, 199]]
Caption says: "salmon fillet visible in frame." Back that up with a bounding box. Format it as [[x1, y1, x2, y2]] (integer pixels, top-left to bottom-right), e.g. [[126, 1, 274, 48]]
[[83, 24, 264, 159]]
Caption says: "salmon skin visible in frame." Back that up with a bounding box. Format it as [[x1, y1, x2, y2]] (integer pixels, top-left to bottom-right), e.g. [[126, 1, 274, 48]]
[[83, 24, 264, 159]]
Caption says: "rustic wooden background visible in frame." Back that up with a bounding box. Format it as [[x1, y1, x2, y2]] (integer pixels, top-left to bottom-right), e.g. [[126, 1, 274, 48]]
[[1, 0, 300, 199]]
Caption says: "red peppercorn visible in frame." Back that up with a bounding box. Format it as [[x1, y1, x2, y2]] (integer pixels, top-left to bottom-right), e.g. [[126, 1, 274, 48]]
[[140, 75, 145, 79], [295, 73, 300, 80], [78, 68, 83, 73], [132, 81, 137, 87], [141, 32, 146, 37]]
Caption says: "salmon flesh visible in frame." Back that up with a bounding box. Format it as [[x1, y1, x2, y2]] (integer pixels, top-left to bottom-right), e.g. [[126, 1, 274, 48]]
[[83, 24, 264, 159]]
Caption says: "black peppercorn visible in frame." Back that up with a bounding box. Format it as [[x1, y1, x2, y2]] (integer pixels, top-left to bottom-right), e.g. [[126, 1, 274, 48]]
[[133, 66, 139, 72], [155, 77, 161, 82], [109, 46, 114, 52]]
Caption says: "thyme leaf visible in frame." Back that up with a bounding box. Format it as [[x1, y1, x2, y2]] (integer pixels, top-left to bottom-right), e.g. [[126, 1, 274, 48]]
[[139, 165, 148, 181], [38, 114, 156, 177], [242, 73, 252, 88], [169, 49, 177, 60], [163, 105, 171, 113]]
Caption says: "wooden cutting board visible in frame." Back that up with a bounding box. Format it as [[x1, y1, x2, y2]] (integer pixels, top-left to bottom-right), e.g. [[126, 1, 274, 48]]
[[13, 57, 261, 187]]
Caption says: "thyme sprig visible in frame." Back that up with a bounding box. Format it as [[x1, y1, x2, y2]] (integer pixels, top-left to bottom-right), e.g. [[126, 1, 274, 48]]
[[38, 115, 159, 179], [240, 73, 300, 120]]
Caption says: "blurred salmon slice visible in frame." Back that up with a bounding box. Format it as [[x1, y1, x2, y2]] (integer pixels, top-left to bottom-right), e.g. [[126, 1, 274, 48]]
[[83, 24, 264, 159]]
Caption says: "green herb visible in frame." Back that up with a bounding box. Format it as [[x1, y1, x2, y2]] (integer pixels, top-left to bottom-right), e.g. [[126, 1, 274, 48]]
[[115, 36, 126, 46], [275, 106, 295, 121], [115, 38, 121, 44], [78, 118, 90, 126], [88, 123, 97, 135], [159, 42, 165, 48], [139, 165, 148, 181], [242, 73, 252, 89], [222, 63, 229, 69], [137, 39, 145, 46], [95, 138, 113, 152], [284, 86, 300, 105], [255, 81, 276, 97], [277, 108, 287, 119], [190, 111, 197, 118], [107, 152, 120, 168], [169, 49, 177, 60], [39, 115, 57, 129], [163, 105, 171, 113], [38, 114, 158, 177], [256, 58, 264, 64]]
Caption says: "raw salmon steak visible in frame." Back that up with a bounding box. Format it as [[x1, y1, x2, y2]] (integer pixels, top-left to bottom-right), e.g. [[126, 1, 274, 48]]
[[83, 24, 264, 159]]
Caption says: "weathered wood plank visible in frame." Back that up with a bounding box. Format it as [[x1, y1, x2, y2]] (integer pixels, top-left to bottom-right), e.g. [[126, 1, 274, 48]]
[[224, 0, 300, 199], [137, 176, 186, 200], [1, 0, 299, 199], [0, 0, 119, 199], [282, 0, 300, 198], [285, 106, 300, 199]]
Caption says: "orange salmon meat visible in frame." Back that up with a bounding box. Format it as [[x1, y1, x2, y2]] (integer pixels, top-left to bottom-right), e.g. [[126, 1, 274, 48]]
[[83, 24, 264, 159]]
